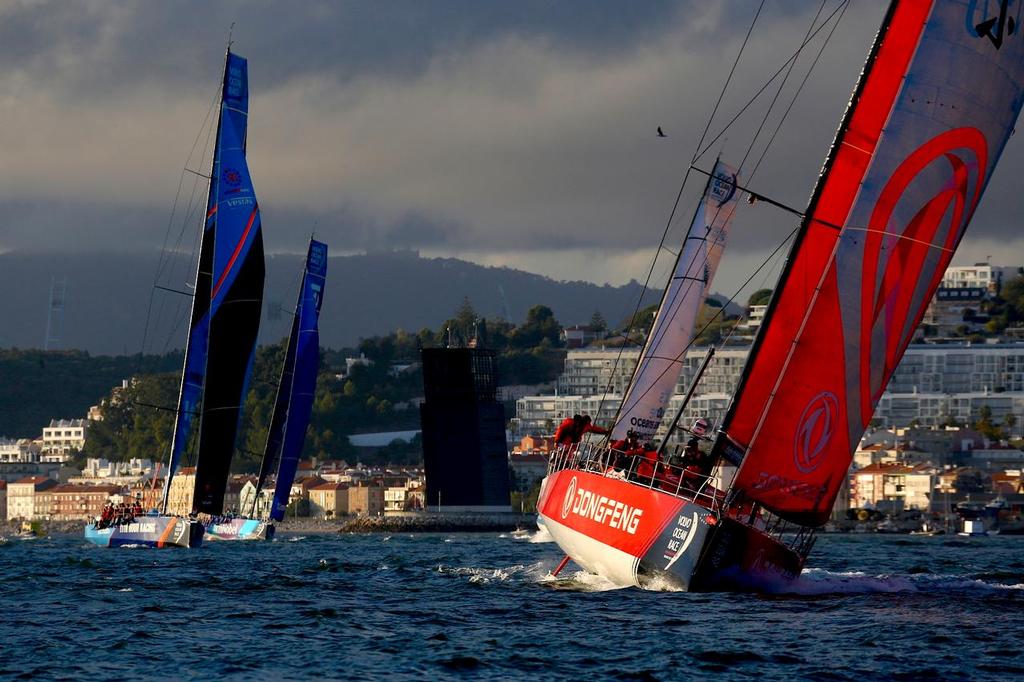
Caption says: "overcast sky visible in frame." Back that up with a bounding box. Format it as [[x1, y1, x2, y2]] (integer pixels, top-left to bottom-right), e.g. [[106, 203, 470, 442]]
[[3, 1, 1024, 298]]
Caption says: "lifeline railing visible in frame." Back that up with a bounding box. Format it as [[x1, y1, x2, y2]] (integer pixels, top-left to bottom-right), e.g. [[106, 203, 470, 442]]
[[546, 442, 723, 515]]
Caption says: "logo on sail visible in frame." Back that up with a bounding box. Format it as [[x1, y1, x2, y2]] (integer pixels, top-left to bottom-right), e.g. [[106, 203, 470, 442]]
[[561, 476, 578, 519], [858, 128, 987, 425], [793, 391, 838, 473], [709, 170, 737, 206], [223, 168, 243, 187]]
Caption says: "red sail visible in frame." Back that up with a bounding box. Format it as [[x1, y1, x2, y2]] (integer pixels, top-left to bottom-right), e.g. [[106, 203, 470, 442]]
[[719, 0, 1024, 525]]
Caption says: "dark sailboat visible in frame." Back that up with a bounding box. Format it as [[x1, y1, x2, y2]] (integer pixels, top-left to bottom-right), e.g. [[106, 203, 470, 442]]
[[537, 0, 1024, 590], [208, 238, 328, 540], [85, 46, 264, 548]]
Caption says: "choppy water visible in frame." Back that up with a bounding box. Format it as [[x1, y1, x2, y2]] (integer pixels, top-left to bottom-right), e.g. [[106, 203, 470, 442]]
[[0, 528, 1022, 680]]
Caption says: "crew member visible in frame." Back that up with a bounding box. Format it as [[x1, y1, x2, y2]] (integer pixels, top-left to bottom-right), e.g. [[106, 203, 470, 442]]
[[554, 414, 583, 446]]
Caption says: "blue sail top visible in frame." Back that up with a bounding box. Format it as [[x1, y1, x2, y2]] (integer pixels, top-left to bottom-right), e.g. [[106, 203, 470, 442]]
[[262, 239, 327, 521]]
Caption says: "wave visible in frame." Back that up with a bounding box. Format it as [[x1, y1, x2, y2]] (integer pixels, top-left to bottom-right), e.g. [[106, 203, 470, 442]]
[[787, 568, 1024, 595]]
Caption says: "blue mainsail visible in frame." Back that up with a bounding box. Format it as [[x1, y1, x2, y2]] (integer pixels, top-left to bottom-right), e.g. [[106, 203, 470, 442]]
[[163, 50, 265, 514], [256, 239, 328, 521], [192, 50, 266, 514]]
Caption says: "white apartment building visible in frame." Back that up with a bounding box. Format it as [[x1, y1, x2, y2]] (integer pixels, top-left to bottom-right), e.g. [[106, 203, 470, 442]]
[[41, 419, 87, 461], [942, 264, 1022, 291], [555, 346, 749, 399], [0, 438, 40, 463], [7, 476, 57, 520], [518, 343, 1024, 440]]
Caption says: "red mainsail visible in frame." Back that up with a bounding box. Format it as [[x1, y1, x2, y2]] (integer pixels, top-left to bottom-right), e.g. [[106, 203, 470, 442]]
[[718, 0, 1024, 525]]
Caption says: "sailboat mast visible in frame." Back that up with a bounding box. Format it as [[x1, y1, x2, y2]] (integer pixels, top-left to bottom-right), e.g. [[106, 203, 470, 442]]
[[161, 45, 232, 514]]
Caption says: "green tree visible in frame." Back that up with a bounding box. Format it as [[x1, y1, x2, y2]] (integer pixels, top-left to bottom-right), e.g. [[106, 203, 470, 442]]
[[590, 310, 607, 332], [748, 289, 773, 307]]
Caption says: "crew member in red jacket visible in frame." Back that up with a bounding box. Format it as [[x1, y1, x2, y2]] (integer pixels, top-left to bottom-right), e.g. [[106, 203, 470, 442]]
[[554, 414, 583, 445]]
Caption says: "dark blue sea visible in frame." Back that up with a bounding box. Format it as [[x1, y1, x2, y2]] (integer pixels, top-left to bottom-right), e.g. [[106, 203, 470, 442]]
[[1, 528, 1022, 680]]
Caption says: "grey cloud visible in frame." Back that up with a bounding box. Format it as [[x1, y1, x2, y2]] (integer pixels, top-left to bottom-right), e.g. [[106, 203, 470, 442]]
[[2, 1, 1023, 287]]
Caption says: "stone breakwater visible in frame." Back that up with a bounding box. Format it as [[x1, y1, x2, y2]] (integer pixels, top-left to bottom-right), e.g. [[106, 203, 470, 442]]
[[336, 514, 534, 533]]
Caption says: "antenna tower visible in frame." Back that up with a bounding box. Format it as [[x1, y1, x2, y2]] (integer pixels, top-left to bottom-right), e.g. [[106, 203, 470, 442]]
[[44, 277, 67, 351]]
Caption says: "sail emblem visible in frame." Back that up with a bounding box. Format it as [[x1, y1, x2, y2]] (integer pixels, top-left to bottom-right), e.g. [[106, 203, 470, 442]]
[[223, 168, 242, 187], [793, 392, 838, 474], [561, 476, 578, 519], [859, 127, 987, 423], [709, 170, 737, 206], [970, 0, 1020, 49]]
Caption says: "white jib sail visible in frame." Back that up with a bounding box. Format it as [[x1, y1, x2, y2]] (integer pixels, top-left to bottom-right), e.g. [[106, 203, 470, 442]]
[[611, 160, 739, 441]]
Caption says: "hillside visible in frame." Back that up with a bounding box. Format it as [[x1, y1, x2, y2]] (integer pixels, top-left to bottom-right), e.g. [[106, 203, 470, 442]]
[[0, 250, 663, 354]]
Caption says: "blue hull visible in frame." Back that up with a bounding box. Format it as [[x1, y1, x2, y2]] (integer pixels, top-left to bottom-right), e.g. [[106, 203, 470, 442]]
[[204, 518, 274, 541], [84, 516, 204, 548]]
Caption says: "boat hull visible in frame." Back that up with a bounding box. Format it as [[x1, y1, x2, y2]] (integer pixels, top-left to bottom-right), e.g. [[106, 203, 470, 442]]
[[537, 468, 803, 591], [84, 516, 204, 548], [204, 518, 274, 541]]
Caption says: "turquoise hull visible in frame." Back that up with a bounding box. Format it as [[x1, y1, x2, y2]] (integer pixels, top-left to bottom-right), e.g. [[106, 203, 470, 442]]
[[204, 518, 274, 541]]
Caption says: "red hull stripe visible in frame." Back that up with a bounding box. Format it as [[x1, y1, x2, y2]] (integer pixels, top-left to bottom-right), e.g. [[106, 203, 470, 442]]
[[211, 205, 259, 298]]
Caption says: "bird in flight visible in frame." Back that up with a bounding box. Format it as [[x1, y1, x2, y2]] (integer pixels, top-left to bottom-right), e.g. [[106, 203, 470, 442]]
[[657, 126, 666, 137]]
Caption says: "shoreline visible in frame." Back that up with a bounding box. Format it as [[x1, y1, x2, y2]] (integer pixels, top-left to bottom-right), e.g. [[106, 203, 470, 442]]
[[1, 514, 538, 536]]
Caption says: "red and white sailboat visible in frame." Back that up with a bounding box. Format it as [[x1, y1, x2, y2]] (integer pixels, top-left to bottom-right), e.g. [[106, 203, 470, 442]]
[[538, 0, 1024, 591]]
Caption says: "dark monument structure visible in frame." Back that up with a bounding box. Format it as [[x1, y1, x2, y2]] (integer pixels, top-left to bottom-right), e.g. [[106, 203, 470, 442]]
[[420, 347, 511, 512]]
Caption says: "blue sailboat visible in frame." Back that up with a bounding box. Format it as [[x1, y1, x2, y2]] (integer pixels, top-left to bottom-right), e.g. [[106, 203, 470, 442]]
[[209, 239, 327, 540], [85, 46, 265, 548]]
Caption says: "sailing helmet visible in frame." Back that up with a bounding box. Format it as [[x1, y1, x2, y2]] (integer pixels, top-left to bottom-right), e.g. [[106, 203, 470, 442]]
[[691, 418, 709, 436]]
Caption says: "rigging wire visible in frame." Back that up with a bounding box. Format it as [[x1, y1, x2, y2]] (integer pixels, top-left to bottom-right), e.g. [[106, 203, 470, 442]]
[[738, 0, 829, 173], [693, 0, 851, 165], [597, 1, 849, 440], [594, 0, 767, 421], [139, 82, 220, 361], [747, 0, 850, 183]]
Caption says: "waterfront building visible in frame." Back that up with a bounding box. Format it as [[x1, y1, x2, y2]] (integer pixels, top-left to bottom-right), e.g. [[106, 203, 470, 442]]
[[309, 481, 346, 518], [238, 480, 274, 519], [0, 481, 6, 519], [941, 264, 1022, 292], [40, 419, 87, 462], [346, 484, 384, 516], [0, 438, 40, 464], [919, 287, 990, 338], [165, 467, 195, 516], [7, 476, 57, 520], [516, 344, 1024, 441], [561, 324, 607, 348], [849, 463, 935, 512], [50, 483, 124, 521]]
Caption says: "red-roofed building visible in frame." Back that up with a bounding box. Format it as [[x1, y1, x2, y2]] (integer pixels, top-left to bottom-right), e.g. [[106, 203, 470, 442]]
[[7, 476, 58, 520], [51, 484, 125, 520], [309, 481, 347, 518]]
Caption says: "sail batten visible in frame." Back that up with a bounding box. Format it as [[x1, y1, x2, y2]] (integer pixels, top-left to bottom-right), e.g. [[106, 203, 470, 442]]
[[611, 160, 739, 442], [717, 0, 1024, 526]]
